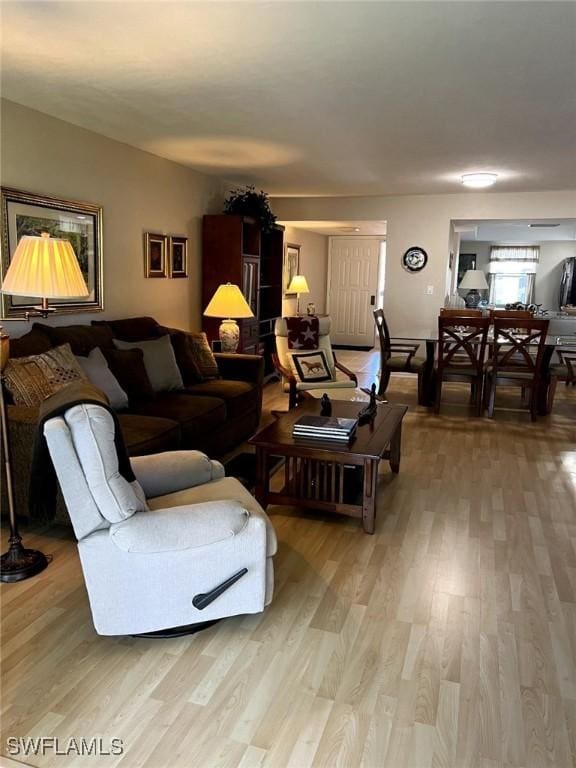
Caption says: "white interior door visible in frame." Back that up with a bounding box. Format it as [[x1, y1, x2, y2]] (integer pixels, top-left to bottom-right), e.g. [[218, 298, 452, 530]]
[[327, 237, 381, 347]]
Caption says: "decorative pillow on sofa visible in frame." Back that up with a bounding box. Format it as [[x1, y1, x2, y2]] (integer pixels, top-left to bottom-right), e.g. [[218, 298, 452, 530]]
[[167, 330, 203, 385], [187, 332, 221, 380], [114, 335, 184, 393], [101, 348, 156, 405], [288, 350, 334, 383], [4, 343, 88, 406], [76, 347, 129, 411]]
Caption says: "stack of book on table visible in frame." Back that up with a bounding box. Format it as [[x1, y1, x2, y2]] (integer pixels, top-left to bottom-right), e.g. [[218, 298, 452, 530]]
[[292, 415, 358, 442]]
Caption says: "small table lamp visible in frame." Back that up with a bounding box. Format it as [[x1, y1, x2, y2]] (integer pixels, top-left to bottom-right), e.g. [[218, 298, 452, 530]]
[[459, 269, 489, 308], [204, 283, 254, 353], [287, 274, 310, 315], [0, 233, 88, 582]]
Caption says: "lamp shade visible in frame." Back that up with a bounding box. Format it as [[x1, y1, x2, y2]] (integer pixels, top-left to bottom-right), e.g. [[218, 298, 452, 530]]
[[459, 269, 488, 291], [1, 233, 89, 298], [287, 275, 310, 295], [204, 283, 254, 319]]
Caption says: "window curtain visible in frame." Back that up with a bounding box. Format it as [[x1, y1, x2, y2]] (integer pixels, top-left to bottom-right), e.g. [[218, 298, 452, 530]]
[[489, 246, 540, 264]]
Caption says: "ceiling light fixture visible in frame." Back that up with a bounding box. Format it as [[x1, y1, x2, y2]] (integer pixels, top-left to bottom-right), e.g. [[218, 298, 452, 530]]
[[461, 173, 498, 189]]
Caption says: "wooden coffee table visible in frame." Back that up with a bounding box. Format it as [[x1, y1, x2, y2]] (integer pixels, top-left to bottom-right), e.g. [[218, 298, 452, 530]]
[[249, 399, 408, 534]]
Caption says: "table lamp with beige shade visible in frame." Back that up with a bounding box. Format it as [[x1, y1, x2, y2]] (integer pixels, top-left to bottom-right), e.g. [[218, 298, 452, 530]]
[[287, 274, 310, 315], [0, 232, 89, 582], [203, 282, 254, 353], [459, 269, 489, 309]]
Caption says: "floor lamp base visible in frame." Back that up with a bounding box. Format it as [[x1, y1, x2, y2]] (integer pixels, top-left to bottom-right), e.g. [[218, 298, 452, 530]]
[[0, 537, 49, 583]]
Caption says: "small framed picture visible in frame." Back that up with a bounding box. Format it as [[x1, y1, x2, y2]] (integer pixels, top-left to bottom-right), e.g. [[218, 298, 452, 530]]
[[284, 243, 300, 296], [211, 339, 222, 353], [169, 236, 188, 278], [144, 232, 167, 278]]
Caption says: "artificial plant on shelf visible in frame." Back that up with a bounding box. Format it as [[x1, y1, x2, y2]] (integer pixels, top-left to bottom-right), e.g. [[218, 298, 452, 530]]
[[223, 186, 277, 233]]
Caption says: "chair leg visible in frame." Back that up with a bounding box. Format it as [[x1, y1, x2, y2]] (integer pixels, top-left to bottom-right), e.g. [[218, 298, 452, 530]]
[[434, 375, 442, 414], [378, 368, 391, 397], [486, 375, 496, 418], [475, 377, 483, 416], [547, 375, 558, 413]]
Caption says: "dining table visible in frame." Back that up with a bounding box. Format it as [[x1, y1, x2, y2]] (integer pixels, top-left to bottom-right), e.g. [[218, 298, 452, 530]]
[[394, 329, 576, 413]]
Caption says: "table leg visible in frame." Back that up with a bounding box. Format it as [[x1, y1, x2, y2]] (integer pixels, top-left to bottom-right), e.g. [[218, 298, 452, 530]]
[[362, 458, 379, 534], [255, 447, 269, 509], [389, 422, 402, 473]]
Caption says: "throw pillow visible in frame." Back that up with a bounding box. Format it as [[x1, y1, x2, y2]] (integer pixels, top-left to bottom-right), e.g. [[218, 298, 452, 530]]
[[113, 335, 184, 393], [187, 332, 221, 380], [289, 350, 334, 383], [101, 348, 156, 406], [4, 343, 88, 407], [76, 347, 129, 411], [168, 330, 203, 385]]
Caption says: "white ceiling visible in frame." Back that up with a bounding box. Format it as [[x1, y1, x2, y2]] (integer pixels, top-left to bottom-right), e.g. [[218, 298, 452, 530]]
[[457, 219, 576, 243], [2, 2, 575, 197]]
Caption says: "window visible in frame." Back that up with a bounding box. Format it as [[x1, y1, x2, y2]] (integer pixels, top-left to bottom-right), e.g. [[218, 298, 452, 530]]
[[488, 246, 539, 306]]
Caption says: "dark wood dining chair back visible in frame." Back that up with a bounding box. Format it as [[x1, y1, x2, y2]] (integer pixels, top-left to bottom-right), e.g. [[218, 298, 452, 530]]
[[435, 316, 490, 415], [439, 308, 483, 317], [490, 318, 549, 374], [485, 317, 550, 421], [373, 309, 425, 397], [437, 316, 490, 373]]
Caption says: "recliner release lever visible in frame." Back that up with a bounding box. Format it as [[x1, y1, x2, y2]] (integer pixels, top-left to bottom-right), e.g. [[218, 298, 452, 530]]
[[193, 567, 248, 610]]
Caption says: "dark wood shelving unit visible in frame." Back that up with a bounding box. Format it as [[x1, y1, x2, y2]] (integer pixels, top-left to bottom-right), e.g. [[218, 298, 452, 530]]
[[202, 214, 284, 378]]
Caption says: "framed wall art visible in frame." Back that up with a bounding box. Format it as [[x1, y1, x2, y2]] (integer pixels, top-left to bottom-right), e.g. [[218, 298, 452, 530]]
[[144, 232, 168, 278], [169, 235, 188, 278], [283, 242, 300, 296], [1, 187, 103, 318]]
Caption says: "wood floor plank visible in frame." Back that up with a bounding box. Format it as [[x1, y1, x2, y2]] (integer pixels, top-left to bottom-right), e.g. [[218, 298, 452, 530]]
[[2, 360, 575, 768]]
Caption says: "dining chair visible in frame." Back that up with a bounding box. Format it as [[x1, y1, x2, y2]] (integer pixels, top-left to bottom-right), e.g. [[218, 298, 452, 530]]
[[373, 309, 425, 398], [439, 308, 483, 317], [435, 316, 490, 415], [546, 350, 576, 410], [484, 317, 549, 421]]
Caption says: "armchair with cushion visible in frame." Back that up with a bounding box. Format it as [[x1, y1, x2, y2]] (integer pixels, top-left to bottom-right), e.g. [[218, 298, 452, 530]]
[[273, 317, 357, 408], [43, 395, 276, 636]]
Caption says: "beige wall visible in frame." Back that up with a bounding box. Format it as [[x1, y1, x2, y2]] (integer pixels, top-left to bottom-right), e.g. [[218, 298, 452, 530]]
[[274, 190, 576, 337], [279, 225, 328, 316], [1, 99, 225, 338]]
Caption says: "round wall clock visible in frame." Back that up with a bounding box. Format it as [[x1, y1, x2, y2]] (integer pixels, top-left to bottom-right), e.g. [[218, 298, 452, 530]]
[[402, 247, 428, 272]]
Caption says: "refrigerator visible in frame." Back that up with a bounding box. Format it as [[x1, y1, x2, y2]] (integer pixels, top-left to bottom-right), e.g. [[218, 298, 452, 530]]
[[559, 257, 576, 308]]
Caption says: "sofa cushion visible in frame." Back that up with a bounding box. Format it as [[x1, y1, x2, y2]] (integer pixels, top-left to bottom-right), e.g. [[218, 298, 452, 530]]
[[134, 393, 226, 445], [114, 335, 184, 393], [167, 330, 203, 385], [64, 404, 148, 524], [37, 322, 114, 356], [4, 344, 88, 406], [118, 413, 180, 456], [10, 326, 53, 358], [93, 316, 161, 341], [109, 500, 249, 553], [188, 332, 221, 380], [102, 348, 156, 406], [184, 379, 257, 419]]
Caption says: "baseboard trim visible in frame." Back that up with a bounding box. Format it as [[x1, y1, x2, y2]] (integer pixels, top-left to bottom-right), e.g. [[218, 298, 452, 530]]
[[332, 345, 374, 352]]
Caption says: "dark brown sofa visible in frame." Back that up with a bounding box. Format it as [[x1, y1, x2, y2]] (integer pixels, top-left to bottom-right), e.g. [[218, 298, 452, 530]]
[[6, 316, 263, 520]]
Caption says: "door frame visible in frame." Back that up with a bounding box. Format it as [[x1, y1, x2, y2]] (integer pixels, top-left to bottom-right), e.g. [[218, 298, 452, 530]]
[[326, 237, 386, 346]]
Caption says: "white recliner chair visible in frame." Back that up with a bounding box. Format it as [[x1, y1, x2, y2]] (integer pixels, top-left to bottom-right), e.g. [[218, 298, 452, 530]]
[[273, 317, 358, 408], [43, 401, 276, 636]]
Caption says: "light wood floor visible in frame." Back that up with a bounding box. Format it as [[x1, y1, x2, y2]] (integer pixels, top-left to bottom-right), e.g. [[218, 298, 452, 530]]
[[2, 350, 576, 768]]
